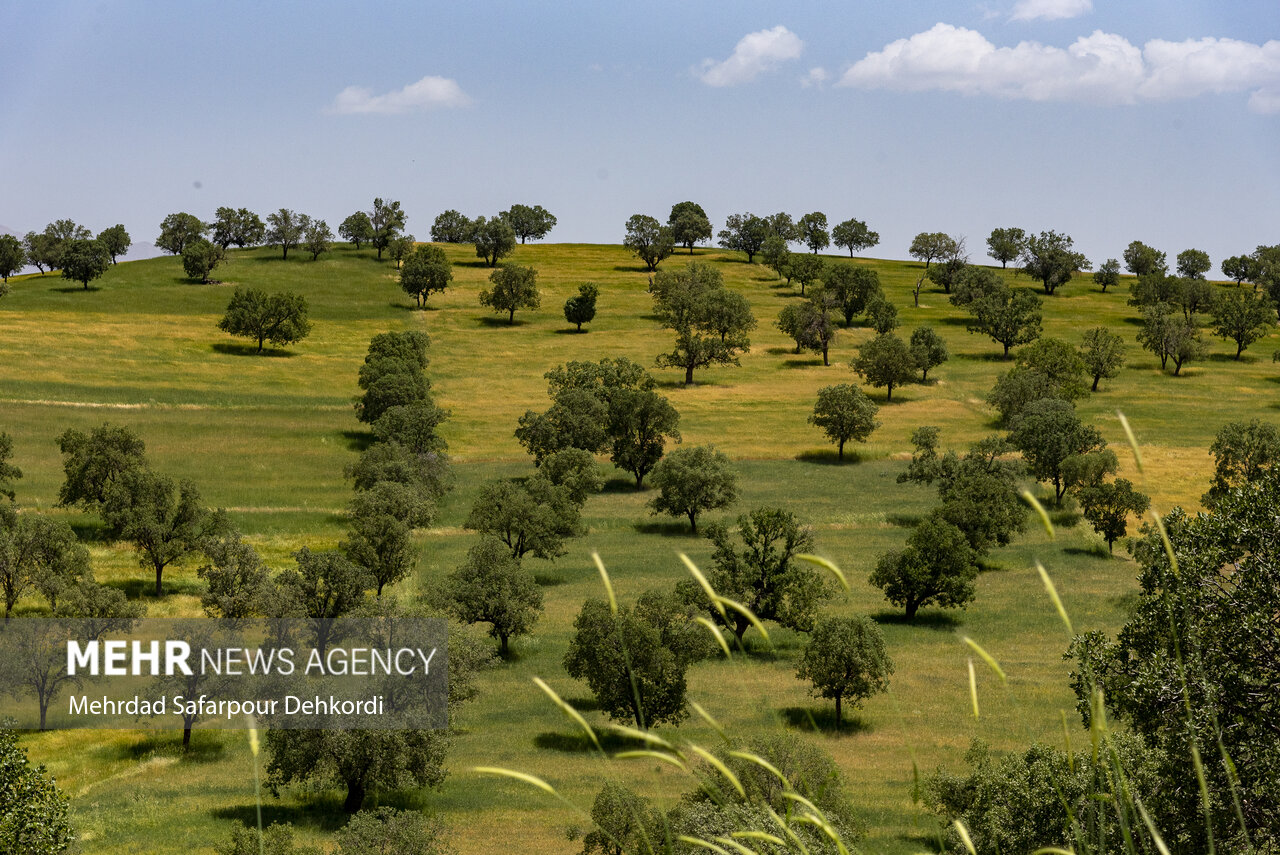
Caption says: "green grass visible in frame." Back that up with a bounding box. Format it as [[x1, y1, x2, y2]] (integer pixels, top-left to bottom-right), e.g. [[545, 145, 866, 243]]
[[3, 242, 1277, 853]]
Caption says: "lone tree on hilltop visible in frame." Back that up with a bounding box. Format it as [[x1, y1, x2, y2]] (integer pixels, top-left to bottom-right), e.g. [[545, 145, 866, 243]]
[[472, 215, 516, 267], [265, 208, 308, 260], [217, 288, 312, 352], [156, 212, 206, 255], [480, 263, 540, 324], [340, 211, 374, 249], [368, 197, 407, 260], [97, 224, 131, 263], [0, 234, 25, 285], [797, 615, 893, 728], [832, 217, 879, 256], [717, 213, 769, 263], [624, 214, 675, 271], [668, 201, 713, 253], [1093, 258, 1121, 292], [430, 209, 473, 243], [797, 212, 830, 254], [1019, 230, 1089, 295], [502, 204, 557, 243], [1123, 240, 1167, 277], [909, 232, 958, 269], [59, 238, 110, 289], [986, 227, 1025, 268], [210, 207, 264, 250]]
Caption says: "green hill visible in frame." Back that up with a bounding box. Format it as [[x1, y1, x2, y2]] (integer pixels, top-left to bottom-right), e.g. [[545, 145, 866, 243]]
[[2, 242, 1276, 853]]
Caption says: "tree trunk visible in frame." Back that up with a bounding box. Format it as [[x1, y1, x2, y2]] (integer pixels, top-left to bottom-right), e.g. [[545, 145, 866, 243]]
[[886, 383, 893, 402], [1092, 374, 1101, 392], [905, 600, 919, 620], [257, 335, 265, 352], [822, 345, 829, 366], [39, 700, 48, 731], [687, 511, 697, 534], [343, 780, 366, 813], [1236, 341, 1244, 359], [155, 566, 164, 597], [183, 724, 192, 748], [1003, 342, 1011, 357], [837, 440, 844, 460], [685, 364, 694, 385], [835, 694, 842, 728], [499, 633, 509, 656], [508, 308, 515, 324]]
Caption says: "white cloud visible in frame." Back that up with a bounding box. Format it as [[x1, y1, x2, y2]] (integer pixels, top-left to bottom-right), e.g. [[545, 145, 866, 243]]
[[698, 25, 804, 87], [1010, 0, 1092, 22], [838, 23, 1280, 113], [328, 75, 471, 115], [801, 67, 829, 88]]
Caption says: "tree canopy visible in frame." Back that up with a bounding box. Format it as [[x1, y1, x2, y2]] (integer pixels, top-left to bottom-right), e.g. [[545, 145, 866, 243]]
[[217, 289, 312, 353], [480, 263, 540, 323], [502, 204, 557, 243], [623, 214, 674, 271], [648, 445, 737, 533]]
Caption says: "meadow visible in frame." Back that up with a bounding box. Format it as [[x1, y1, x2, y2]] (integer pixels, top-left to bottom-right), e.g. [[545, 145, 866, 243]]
[[2, 238, 1276, 854]]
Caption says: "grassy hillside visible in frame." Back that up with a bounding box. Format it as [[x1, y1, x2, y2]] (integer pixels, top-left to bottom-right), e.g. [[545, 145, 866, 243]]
[[2, 241, 1276, 853]]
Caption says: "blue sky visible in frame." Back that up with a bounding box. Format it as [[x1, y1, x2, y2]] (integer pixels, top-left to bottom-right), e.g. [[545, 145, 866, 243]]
[[1, 0, 1276, 269]]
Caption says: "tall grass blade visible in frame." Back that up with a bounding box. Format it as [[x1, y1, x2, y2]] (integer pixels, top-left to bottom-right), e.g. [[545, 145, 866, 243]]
[[962, 636, 1007, 684], [967, 658, 980, 720], [694, 617, 733, 659], [765, 806, 813, 855], [246, 715, 263, 855], [728, 750, 788, 787], [691, 700, 729, 742], [1036, 561, 1074, 636], [713, 835, 762, 855], [716, 596, 771, 644], [1149, 510, 1180, 578], [954, 820, 978, 855], [1022, 490, 1056, 540], [593, 551, 618, 615], [796, 553, 850, 592], [1116, 410, 1144, 473], [608, 723, 679, 753], [732, 831, 786, 846], [678, 835, 733, 855], [614, 750, 689, 772], [681, 553, 727, 619], [690, 743, 746, 799], [470, 766, 559, 797], [1135, 799, 1171, 855], [533, 676, 601, 753]]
